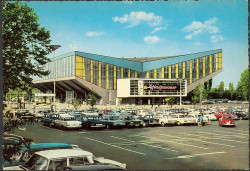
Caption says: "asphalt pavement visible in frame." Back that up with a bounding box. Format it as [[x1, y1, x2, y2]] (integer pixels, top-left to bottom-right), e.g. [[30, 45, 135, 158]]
[[12, 119, 249, 170]]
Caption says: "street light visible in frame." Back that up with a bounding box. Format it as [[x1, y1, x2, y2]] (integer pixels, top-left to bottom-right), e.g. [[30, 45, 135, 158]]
[[50, 45, 61, 112], [177, 78, 184, 108]]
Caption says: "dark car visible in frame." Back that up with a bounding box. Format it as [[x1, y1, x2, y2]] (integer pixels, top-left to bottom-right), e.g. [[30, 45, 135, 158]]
[[41, 113, 59, 127], [15, 109, 35, 121], [137, 115, 159, 126], [233, 110, 247, 119], [81, 115, 106, 129], [102, 115, 125, 129], [119, 113, 145, 128]]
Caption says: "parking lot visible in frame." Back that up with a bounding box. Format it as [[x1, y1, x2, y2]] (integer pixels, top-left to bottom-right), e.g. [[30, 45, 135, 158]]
[[13, 118, 249, 170]]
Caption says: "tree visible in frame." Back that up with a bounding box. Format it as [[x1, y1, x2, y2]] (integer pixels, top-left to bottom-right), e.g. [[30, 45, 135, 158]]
[[218, 81, 225, 98], [236, 69, 249, 100], [229, 82, 235, 100], [168, 97, 175, 108], [191, 84, 202, 105], [2, 2, 53, 95], [72, 98, 81, 110], [87, 94, 98, 108]]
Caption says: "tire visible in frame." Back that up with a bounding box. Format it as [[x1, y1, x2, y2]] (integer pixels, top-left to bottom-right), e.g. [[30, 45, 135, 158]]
[[177, 121, 181, 126], [161, 122, 165, 127], [106, 125, 110, 129], [49, 123, 54, 128], [218, 122, 221, 126]]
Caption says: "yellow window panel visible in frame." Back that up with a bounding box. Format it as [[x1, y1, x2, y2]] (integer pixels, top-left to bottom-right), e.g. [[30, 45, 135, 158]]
[[128, 69, 131, 78], [182, 62, 185, 78], [161, 67, 164, 78], [168, 66, 171, 79], [154, 69, 157, 78], [106, 64, 109, 89], [196, 58, 199, 80], [76, 56, 83, 63], [176, 64, 178, 78], [135, 71, 137, 78], [146, 71, 149, 78], [82, 58, 85, 80]]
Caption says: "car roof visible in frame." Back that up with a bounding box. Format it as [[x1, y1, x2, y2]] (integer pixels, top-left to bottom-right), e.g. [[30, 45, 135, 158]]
[[23, 143, 71, 151], [60, 114, 74, 118], [35, 149, 93, 159]]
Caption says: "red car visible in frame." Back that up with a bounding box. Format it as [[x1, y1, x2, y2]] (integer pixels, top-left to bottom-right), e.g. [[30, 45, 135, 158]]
[[214, 111, 225, 119], [218, 114, 235, 127]]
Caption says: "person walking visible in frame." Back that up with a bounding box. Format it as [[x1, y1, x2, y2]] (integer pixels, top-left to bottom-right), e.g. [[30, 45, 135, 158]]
[[199, 114, 203, 126]]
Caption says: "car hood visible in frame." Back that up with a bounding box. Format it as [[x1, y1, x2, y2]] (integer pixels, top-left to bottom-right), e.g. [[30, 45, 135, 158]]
[[96, 157, 126, 169], [3, 165, 24, 170]]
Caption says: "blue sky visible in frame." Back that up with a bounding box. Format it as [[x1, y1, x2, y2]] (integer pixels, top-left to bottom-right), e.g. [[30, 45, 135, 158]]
[[24, 0, 248, 88]]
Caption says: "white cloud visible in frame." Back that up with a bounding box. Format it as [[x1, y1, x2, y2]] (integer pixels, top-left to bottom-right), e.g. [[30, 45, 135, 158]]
[[123, 1, 133, 4], [144, 36, 160, 44], [210, 35, 223, 43], [182, 18, 220, 39], [184, 35, 192, 40], [113, 11, 163, 28], [151, 27, 167, 34], [86, 31, 106, 37]]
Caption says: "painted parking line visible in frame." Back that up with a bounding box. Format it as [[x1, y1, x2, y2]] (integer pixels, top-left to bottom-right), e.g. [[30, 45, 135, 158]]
[[111, 136, 179, 152], [85, 137, 146, 156], [78, 132, 91, 134], [196, 131, 249, 140], [39, 124, 65, 133], [165, 151, 227, 160], [177, 132, 248, 144], [210, 130, 249, 136], [132, 135, 209, 150], [158, 134, 236, 147]]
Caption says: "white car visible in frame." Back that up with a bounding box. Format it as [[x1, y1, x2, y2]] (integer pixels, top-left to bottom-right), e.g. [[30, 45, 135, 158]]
[[54, 114, 82, 129], [171, 114, 197, 126], [4, 149, 126, 170], [154, 115, 178, 126]]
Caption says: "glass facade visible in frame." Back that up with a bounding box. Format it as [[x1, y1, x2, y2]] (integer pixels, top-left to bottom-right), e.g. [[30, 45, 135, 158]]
[[33, 52, 222, 90]]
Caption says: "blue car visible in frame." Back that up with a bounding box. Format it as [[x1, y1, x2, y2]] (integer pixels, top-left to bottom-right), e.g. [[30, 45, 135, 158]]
[[41, 113, 59, 127], [3, 142, 75, 167]]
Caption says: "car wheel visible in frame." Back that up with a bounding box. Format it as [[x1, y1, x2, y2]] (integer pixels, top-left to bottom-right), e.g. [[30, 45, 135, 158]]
[[161, 122, 165, 127], [106, 125, 110, 129], [218, 122, 221, 126], [177, 121, 181, 126], [49, 123, 54, 128]]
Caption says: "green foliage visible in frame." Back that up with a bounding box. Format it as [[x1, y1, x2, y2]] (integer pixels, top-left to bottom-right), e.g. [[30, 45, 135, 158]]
[[168, 97, 175, 107], [87, 94, 98, 108], [72, 98, 81, 110], [229, 82, 235, 100], [191, 84, 202, 104], [2, 2, 53, 95], [236, 69, 249, 100]]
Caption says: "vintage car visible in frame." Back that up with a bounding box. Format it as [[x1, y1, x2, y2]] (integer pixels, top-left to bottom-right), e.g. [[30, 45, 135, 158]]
[[63, 164, 126, 170], [40, 113, 59, 127], [119, 113, 145, 128], [154, 115, 178, 126], [137, 115, 160, 126], [102, 115, 126, 129], [80, 115, 106, 129], [214, 111, 225, 119], [171, 114, 197, 126], [82, 109, 99, 116], [54, 114, 82, 129], [3, 142, 75, 167], [4, 149, 126, 170], [232, 110, 248, 119], [218, 114, 235, 127], [15, 109, 35, 121], [242, 113, 249, 120]]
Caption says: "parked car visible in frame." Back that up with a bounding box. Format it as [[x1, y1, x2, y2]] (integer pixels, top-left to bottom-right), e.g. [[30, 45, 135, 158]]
[[119, 113, 145, 128], [102, 115, 126, 129], [137, 115, 160, 126], [54, 114, 82, 129], [241, 113, 249, 120], [171, 114, 197, 126], [214, 111, 225, 119], [154, 115, 178, 126], [81, 115, 106, 129], [218, 114, 235, 127], [63, 164, 126, 170], [233, 110, 247, 119], [4, 149, 126, 170], [3, 142, 76, 167], [41, 113, 59, 127]]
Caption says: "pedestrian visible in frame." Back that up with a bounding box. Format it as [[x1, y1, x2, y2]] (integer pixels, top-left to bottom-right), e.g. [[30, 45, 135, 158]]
[[199, 115, 203, 126]]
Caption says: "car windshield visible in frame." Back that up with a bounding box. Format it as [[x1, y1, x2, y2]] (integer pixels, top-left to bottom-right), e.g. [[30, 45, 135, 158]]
[[64, 117, 76, 121], [224, 116, 232, 119], [23, 154, 48, 170]]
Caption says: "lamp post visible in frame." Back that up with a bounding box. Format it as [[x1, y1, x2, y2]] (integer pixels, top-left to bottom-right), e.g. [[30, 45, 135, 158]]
[[50, 45, 61, 112], [178, 78, 184, 108]]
